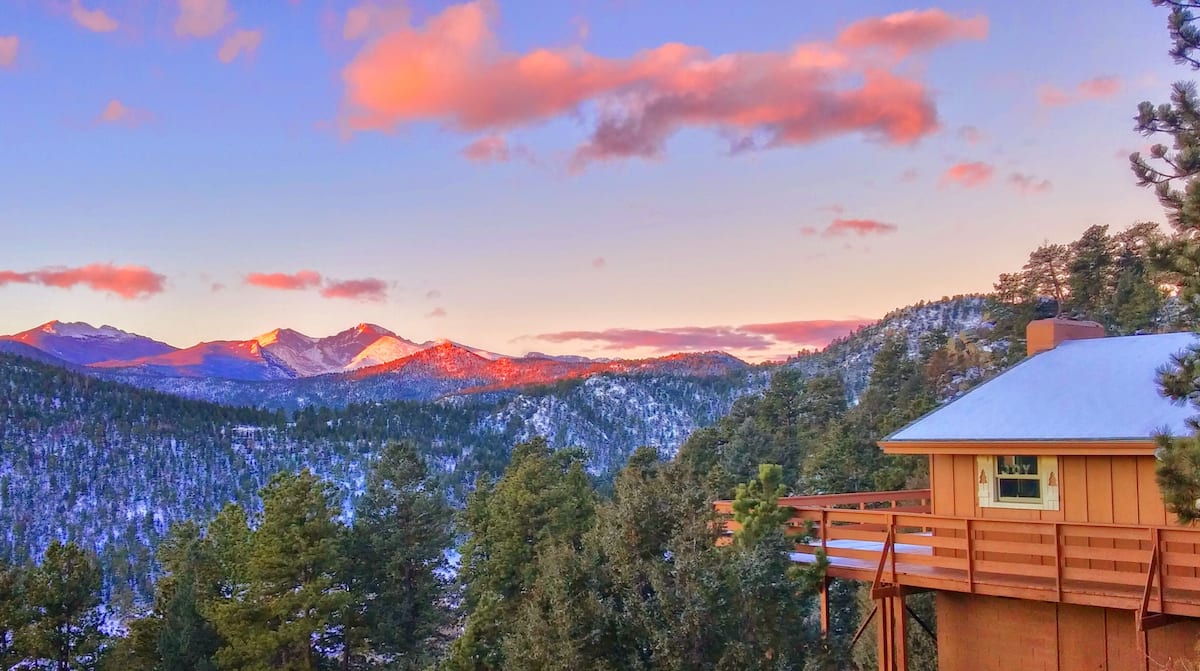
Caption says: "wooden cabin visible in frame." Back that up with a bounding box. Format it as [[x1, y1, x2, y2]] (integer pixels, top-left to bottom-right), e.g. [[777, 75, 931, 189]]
[[716, 318, 1200, 670]]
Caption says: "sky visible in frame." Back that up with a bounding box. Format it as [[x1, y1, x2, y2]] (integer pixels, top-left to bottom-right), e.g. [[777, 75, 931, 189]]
[[0, 0, 1188, 362]]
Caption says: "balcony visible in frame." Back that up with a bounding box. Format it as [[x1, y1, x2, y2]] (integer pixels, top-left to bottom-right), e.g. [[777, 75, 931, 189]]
[[714, 489, 1200, 628]]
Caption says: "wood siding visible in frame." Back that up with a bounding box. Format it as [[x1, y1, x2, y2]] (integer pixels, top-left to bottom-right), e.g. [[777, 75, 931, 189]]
[[930, 454, 1171, 525], [937, 593, 1200, 671]]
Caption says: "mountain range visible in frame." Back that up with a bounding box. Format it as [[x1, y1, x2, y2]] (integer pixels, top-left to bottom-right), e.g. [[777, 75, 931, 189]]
[[0, 321, 751, 408]]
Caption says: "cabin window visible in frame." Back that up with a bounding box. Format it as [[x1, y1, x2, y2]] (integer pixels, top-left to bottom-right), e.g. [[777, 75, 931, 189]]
[[995, 456, 1041, 502], [977, 455, 1058, 511]]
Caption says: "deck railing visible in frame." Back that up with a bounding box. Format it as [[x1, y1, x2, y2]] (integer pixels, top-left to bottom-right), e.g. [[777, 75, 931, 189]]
[[712, 490, 1200, 623]]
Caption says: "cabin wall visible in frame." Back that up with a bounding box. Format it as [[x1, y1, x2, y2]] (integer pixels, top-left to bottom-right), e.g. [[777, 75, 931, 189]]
[[930, 453, 1169, 524], [936, 592, 1200, 671]]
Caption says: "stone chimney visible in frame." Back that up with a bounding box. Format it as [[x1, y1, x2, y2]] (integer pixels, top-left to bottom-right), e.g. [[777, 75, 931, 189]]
[[1026, 318, 1106, 356]]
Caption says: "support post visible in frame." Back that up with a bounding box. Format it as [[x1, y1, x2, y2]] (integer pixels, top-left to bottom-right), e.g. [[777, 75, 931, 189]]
[[819, 577, 830, 637]]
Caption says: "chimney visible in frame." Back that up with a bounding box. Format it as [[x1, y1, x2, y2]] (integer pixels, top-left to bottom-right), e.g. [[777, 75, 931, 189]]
[[1026, 318, 1106, 356]]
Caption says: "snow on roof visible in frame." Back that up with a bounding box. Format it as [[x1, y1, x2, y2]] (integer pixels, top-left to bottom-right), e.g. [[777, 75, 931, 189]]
[[885, 332, 1200, 442]]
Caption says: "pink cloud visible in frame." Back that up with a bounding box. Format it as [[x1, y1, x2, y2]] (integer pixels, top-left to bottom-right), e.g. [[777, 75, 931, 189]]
[[218, 29, 262, 64], [739, 319, 872, 345], [341, 2, 986, 166], [462, 135, 510, 162], [592, 256, 606, 269], [825, 218, 897, 236], [803, 218, 897, 238], [174, 0, 233, 38], [1038, 76, 1121, 107], [1037, 85, 1072, 107], [940, 161, 994, 188], [343, 5, 372, 40], [69, 0, 118, 33], [426, 307, 447, 318], [320, 278, 388, 301], [0, 36, 18, 68], [0, 263, 166, 299], [97, 99, 151, 126], [1009, 172, 1051, 193], [211, 282, 226, 292], [425, 289, 441, 299], [531, 317, 873, 353], [1077, 76, 1121, 99], [245, 270, 323, 291], [534, 326, 774, 352], [835, 9, 988, 56]]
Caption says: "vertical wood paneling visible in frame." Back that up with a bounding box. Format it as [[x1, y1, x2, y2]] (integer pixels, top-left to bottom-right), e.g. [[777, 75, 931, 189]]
[[1136, 456, 1167, 526], [1061, 457, 1089, 570], [1056, 604, 1106, 671], [931, 455, 955, 517], [1086, 457, 1115, 572], [1110, 457, 1142, 574], [953, 455, 976, 517]]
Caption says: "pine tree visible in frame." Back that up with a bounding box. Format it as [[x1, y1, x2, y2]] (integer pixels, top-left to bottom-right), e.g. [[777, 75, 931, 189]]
[[446, 438, 597, 671], [211, 470, 345, 671], [1067, 224, 1116, 322], [0, 560, 23, 669], [1022, 243, 1072, 315], [20, 541, 106, 671], [343, 441, 453, 669]]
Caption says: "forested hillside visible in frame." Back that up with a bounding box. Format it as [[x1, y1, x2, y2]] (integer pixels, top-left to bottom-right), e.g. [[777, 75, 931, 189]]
[[0, 352, 758, 610]]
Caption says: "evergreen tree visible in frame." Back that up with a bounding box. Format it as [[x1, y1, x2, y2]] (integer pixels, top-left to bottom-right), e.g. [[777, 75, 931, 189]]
[[20, 541, 106, 671], [211, 470, 345, 671], [0, 560, 24, 669], [446, 438, 596, 671], [1022, 244, 1072, 315], [1067, 224, 1116, 322], [731, 464, 793, 547], [344, 441, 453, 670]]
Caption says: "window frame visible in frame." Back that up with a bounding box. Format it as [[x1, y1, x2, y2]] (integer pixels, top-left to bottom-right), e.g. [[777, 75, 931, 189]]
[[975, 455, 1060, 512], [994, 455, 1042, 503]]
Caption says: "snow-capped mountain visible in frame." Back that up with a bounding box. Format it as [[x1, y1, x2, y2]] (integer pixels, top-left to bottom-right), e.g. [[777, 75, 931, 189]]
[[0, 320, 178, 365], [0, 321, 754, 405], [91, 339, 298, 381], [255, 323, 427, 376]]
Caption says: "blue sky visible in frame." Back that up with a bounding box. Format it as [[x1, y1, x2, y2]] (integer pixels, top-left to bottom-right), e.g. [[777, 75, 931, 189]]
[[0, 0, 1185, 360]]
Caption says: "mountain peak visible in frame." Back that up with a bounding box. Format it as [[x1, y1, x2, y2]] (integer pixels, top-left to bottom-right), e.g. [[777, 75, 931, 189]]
[[254, 327, 313, 347], [353, 323, 394, 337]]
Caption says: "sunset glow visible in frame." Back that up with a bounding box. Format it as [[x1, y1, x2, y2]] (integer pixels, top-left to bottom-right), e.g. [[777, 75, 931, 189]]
[[0, 1, 1180, 361]]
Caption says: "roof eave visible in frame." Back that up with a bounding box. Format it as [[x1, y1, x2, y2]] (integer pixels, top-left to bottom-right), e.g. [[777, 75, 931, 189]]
[[878, 438, 1162, 456]]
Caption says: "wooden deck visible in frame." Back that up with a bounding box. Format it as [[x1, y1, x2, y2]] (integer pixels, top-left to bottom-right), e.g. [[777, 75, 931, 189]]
[[714, 490, 1200, 622]]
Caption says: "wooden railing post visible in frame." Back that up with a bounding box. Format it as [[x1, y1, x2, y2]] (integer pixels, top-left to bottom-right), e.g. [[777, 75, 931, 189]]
[[965, 517, 974, 592], [1054, 522, 1062, 602], [1154, 527, 1164, 613]]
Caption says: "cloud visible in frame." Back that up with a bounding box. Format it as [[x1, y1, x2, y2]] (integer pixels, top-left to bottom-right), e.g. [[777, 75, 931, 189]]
[[343, 5, 372, 40], [217, 29, 262, 63], [940, 161, 993, 188], [826, 218, 897, 236], [97, 99, 152, 126], [210, 282, 226, 292], [462, 135, 510, 162], [1038, 75, 1121, 107], [802, 218, 897, 238], [1009, 172, 1051, 193], [0, 36, 18, 68], [425, 289, 441, 299], [835, 9, 988, 56], [341, 2, 987, 167], [69, 0, 118, 32], [426, 307, 447, 318], [0, 263, 166, 299], [738, 319, 874, 344], [245, 270, 323, 290], [592, 256, 606, 269], [320, 278, 389, 301], [957, 125, 984, 144], [534, 326, 774, 352], [175, 0, 233, 38], [529, 318, 871, 354]]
